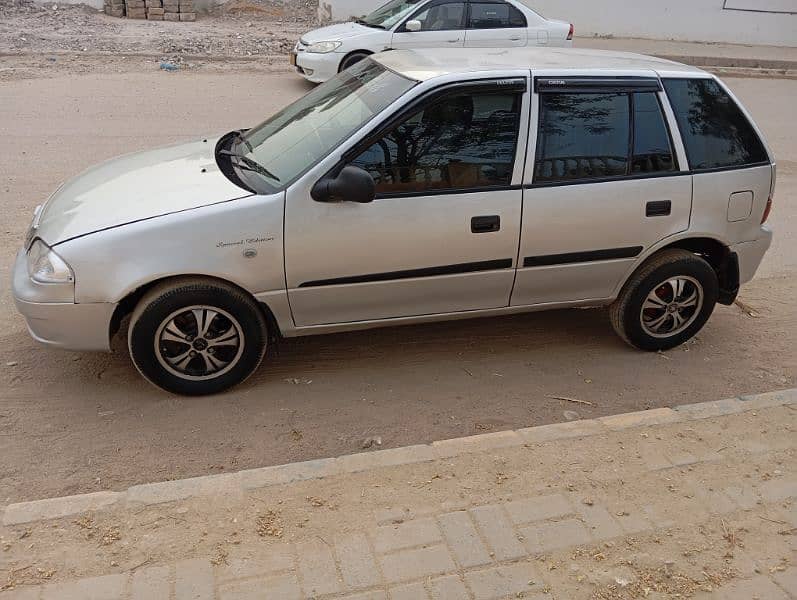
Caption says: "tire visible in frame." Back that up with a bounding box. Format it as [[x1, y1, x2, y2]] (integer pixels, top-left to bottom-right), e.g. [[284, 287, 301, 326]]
[[609, 249, 718, 351], [339, 52, 370, 72], [128, 277, 268, 396]]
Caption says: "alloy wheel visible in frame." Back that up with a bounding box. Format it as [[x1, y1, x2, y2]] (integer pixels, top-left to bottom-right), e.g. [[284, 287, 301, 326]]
[[639, 276, 704, 338], [154, 305, 245, 381]]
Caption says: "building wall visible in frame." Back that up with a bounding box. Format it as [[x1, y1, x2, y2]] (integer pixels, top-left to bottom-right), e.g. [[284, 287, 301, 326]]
[[318, 0, 797, 47]]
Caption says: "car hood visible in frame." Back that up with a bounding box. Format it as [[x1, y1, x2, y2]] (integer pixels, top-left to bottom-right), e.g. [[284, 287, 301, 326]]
[[300, 22, 380, 44], [35, 137, 252, 246]]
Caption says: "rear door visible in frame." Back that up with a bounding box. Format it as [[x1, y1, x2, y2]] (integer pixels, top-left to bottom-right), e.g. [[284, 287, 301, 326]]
[[464, 0, 528, 47], [391, 0, 467, 50], [512, 76, 693, 307]]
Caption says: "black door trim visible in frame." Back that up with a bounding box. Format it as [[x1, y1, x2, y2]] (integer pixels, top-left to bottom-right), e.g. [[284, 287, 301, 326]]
[[523, 246, 643, 268], [299, 258, 513, 288]]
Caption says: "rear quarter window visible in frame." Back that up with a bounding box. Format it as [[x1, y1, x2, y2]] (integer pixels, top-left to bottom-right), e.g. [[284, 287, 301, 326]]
[[662, 78, 768, 171]]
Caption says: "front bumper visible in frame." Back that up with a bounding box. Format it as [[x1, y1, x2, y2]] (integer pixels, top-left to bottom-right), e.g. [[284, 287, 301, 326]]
[[12, 249, 116, 352], [292, 49, 342, 83], [731, 227, 773, 285]]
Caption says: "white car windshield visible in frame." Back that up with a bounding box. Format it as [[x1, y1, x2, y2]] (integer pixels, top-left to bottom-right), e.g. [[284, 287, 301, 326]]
[[359, 0, 425, 29], [231, 60, 416, 194]]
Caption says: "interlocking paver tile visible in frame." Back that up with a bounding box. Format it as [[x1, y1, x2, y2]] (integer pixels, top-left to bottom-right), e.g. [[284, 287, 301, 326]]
[[469, 504, 527, 561], [379, 545, 455, 583], [437, 511, 492, 568], [505, 494, 571, 524]]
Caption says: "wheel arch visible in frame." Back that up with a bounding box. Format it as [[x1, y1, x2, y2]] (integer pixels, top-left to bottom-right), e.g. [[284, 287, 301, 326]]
[[109, 274, 283, 345], [616, 236, 738, 306], [338, 49, 374, 72]]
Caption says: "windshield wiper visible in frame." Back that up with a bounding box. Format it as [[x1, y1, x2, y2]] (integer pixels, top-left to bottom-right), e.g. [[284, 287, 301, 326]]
[[355, 17, 385, 29], [219, 149, 281, 182]]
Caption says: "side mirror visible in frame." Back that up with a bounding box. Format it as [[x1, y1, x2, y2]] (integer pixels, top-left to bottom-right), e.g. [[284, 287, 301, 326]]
[[311, 165, 376, 204], [405, 19, 422, 32]]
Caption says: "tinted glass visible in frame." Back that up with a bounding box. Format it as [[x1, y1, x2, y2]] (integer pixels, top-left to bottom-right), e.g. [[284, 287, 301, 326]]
[[469, 2, 526, 28], [362, 0, 424, 29], [239, 60, 415, 193], [534, 93, 630, 183], [350, 91, 521, 195], [663, 78, 768, 170], [410, 2, 465, 30], [632, 92, 676, 174]]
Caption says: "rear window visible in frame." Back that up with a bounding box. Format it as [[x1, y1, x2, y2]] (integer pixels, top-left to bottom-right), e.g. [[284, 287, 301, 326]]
[[469, 2, 526, 28], [663, 78, 768, 171], [533, 90, 675, 184]]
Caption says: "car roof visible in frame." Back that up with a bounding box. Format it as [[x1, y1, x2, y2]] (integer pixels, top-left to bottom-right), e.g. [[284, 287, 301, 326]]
[[373, 47, 707, 81]]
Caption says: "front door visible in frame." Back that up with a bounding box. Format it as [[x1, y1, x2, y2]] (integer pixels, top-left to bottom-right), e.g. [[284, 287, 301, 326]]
[[285, 79, 529, 327], [512, 78, 693, 306], [391, 0, 467, 50]]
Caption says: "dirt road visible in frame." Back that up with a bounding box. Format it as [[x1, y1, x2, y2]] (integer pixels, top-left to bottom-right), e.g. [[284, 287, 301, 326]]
[[1, 59, 795, 503]]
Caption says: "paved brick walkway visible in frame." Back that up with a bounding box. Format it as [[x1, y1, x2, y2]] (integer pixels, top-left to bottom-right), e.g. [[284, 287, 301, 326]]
[[1, 390, 795, 599]]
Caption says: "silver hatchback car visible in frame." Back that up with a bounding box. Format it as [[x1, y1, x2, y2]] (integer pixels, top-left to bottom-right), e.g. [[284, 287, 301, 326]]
[[13, 48, 775, 395]]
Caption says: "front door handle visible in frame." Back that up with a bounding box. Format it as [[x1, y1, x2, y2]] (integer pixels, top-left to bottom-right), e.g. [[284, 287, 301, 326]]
[[646, 200, 672, 217], [447, 38, 461, 43], [471, 215, 500, 233]]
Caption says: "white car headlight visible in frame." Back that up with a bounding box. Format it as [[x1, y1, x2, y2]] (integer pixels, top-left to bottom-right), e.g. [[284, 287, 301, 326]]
[[306, 41, 342, 54], [27, 240, 74, 284]]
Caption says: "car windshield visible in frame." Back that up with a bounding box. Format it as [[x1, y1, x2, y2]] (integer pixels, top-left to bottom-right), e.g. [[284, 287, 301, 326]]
[[360, 0, 425, 29], [233, 60, 416, 194]]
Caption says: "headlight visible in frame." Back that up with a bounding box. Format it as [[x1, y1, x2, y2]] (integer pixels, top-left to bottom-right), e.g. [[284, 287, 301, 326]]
[[306, 41, 342, 53], [26, 240, 74, 284]]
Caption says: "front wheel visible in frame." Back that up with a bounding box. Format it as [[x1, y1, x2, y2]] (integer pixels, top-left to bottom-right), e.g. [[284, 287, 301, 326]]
[[338, 52, 370, 72], [610, 249, 719, 351], [128, 278, 268, 395]]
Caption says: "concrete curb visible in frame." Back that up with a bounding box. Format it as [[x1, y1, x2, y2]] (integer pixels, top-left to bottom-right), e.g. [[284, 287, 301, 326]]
[[656, 53, 797, 71], [3, 388, 795, 527], [1, 50, 795, 78]]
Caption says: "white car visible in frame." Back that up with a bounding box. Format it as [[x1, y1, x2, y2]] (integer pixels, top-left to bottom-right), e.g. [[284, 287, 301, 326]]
[[292, 0, 573, 82]]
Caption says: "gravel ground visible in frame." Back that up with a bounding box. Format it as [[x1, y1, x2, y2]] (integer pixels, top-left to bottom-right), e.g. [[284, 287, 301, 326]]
[[0, 0, 317, 58]]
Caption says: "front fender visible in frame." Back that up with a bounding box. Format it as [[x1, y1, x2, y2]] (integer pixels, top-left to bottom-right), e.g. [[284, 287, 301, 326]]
[[55, 193, 286, 305]]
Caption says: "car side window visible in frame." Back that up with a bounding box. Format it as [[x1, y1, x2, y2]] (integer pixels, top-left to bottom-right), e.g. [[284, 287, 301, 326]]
[[350, 90, 522, 196], [468, 2, 526, 28], [662, 78, 768, 171], [534, 93, 630, 183], [632, 92, 676, 174], [534, 90, 677, 184], [407, 2, 466, 31]]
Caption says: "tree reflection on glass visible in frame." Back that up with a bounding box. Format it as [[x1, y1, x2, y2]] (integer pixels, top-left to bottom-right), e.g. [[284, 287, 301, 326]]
[[351, 92, 522, 194]]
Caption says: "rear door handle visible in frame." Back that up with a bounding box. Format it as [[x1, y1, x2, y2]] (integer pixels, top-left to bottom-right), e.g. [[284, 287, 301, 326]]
[[471, 215, 500, 233], [646, 200, 672, 217]]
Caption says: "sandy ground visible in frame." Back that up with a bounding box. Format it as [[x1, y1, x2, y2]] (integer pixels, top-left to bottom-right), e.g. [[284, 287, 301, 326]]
[[0, 57, 795, 504], [0, 403, 794, 597]]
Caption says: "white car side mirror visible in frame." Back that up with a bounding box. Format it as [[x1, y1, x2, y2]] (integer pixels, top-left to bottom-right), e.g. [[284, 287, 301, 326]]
[[405, 19, 422, 32]]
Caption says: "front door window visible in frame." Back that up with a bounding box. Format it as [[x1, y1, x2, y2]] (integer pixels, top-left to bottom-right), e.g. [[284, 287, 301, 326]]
[[349, 90, 522, 196], [405, 1, 465, 30]]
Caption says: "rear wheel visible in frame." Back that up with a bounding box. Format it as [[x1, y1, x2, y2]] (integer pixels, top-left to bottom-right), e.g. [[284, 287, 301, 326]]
[[610, 249, 718, 351], [339, 51, 370, 72], [128, 278, 268, 395]]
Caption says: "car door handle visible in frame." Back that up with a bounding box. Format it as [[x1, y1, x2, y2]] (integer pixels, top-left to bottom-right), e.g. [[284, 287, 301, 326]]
[[509, 36, 522, 41], [447, 38, 461, 43], [471, 215, 500, 233], [646, 200, 672, 217]]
